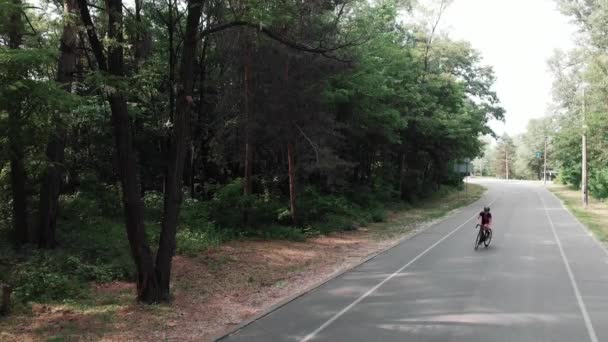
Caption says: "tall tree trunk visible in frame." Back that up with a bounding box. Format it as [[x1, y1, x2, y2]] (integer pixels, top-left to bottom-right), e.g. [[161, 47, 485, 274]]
[[191, 33, 209, 198], [399, 152, 406, 200], [287, 141, 297, 225], [133, 0, 151, 65], [38, 0, 79, 249], [243, 45, 253, 196], [7, 0, 28, 245], [167, 0, 176, 121], [283, 57, 297, 225], [104, 0, 159, 302], [155, 0, 204, 300]]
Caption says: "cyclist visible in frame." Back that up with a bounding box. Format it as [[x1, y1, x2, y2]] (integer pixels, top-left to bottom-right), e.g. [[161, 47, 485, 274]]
[[478, 206, 492, 241]]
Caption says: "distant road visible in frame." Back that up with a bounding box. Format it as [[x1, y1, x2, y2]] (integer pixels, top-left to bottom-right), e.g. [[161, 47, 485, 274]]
[[220, 180, 608, 342]]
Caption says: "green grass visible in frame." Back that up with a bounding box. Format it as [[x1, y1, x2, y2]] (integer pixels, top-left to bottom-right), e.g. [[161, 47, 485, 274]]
[[549, 184, 608, 242]]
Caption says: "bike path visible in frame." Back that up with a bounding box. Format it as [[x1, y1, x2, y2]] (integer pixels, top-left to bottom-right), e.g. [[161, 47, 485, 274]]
[[220, 181, 608, 341]]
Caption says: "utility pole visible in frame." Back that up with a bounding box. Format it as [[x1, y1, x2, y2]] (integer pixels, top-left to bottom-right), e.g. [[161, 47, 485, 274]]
[[582, 86, 588, 208], [505, 144, 509, 180], [543, 136, 548, 185]]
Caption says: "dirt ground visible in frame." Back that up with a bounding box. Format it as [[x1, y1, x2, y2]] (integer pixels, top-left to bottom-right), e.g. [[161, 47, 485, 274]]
[[1, 233, 406, 341], [0, 186, 484, 342]]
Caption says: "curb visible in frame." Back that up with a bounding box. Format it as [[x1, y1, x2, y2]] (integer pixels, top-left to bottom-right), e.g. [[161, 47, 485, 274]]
[[212, 190, 487, 341]]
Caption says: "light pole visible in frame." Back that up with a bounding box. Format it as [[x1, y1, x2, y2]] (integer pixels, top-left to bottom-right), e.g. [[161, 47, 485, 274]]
[[505, 145, 509, 180]]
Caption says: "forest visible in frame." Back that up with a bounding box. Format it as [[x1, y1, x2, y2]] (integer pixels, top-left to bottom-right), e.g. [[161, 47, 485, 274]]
[[0, 0, 503, 318], [477, 0, 608, 201]]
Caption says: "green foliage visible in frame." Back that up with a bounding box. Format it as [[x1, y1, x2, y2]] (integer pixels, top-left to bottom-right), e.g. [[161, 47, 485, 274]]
[[248, 225, 306, 242], [209, 179, 284, 229], [0, 0, 504, 308], [589, 168, 608, 200], [176, 198, 234, 255], [545, 4, 608, 190], [176, 229, 223, 256], [61, 182, 123, 220], [11, 253, 88, 304], [370, 208, 387, 222]]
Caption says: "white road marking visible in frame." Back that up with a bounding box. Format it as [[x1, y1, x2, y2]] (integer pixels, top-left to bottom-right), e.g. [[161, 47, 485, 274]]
[[546, 190, 608, 258], [300, 197, 498, 342], [538, 192, 599, 342]]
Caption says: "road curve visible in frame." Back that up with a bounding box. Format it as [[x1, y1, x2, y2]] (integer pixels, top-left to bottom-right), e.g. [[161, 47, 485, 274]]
[[219, 180, 608, 342]]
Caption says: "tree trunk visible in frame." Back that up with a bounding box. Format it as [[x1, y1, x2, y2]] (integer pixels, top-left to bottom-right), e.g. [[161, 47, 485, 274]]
[[167, 0, 176, 121], [104, 0, 160, 302], [287, 141, 297, 225], [0, 285, 12, 316], [38, 0, 79, 249], [155, 0, 204, 300], [243, 45, 253, 196], [8, 115, 27, 245], [133, 0, 151, 65], [399, 152, 406, 200], [7, 0, 28, 245], [192, 34, 209, 198]]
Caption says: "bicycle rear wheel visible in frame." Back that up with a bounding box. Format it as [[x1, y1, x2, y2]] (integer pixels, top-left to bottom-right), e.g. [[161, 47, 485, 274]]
[[484, 229, 493, 248]]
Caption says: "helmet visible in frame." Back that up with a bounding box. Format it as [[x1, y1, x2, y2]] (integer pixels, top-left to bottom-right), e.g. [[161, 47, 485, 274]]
[[484, 206, 490, 212]]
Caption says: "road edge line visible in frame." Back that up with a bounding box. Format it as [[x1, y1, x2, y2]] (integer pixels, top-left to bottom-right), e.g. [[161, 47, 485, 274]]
[[545, 187, 608, 257], [538, 191, 599, 342]]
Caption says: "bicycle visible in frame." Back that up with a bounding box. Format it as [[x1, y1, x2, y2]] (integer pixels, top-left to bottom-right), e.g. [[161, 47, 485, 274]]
[[474, 224, 492, 250]]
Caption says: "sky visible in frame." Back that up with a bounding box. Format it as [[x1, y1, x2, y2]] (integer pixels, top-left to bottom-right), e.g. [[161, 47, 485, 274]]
[[438, 0, 578, 136]]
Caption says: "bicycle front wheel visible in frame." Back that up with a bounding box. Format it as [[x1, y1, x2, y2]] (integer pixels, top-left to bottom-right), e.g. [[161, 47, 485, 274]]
[[474, 230, 482, 250], [484, 229, 493, 247]]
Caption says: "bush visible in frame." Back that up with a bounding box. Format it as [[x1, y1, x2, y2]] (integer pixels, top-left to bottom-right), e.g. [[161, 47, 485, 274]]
[[442, 170, 465, 189], [176, 229, 225, 256], [60, 183, 122, 221], [11, 254, 88, 304], [248, 225, 306, 242], [370, 208, 387, 222], [209, 178, 284, 229], [557, 165, 581, 189], [590, 168, 608, 200], [299, 187, 358, 223], [143, 191, 164, 221]]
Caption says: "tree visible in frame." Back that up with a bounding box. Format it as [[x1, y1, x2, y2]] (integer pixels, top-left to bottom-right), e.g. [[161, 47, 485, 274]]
[[3, 0, 28, 245], [514, 117, 555, 180], [546, 0, 608, 197], [493, 134, 516, 179], [0, 0, 506, 307], [38, 0, 80, 249]]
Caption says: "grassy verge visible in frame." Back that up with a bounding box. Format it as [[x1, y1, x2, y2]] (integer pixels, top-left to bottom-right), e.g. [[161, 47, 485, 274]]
[[549, 184, 608, 242]]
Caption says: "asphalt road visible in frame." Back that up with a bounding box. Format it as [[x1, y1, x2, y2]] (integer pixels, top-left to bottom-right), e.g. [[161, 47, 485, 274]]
[[220, 180, 608, 342]]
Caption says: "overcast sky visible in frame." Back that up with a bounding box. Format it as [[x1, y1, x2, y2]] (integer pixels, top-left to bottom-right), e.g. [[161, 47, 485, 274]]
[[438, 0, 577, 136]]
